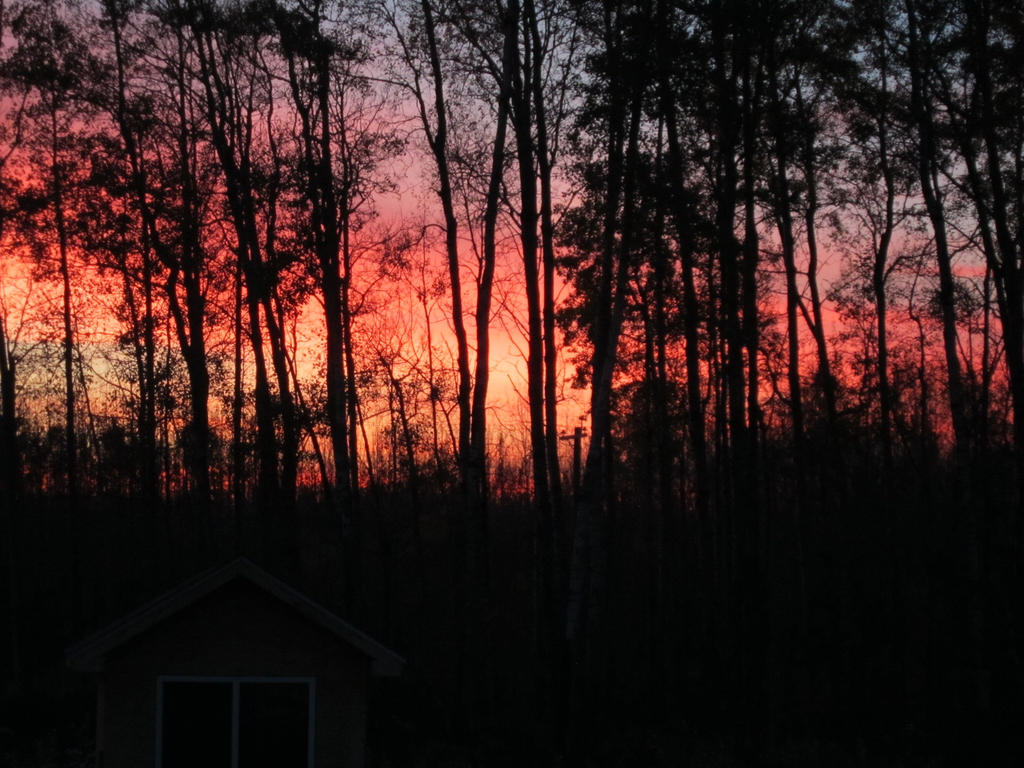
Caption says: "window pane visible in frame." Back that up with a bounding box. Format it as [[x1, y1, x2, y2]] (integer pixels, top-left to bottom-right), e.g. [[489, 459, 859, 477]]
[[161, 682, 232, 768], [238, 683, 310, 768]]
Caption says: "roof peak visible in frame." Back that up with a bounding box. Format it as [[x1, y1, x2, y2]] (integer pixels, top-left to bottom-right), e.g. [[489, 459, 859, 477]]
[[66, 557, 403, 677]]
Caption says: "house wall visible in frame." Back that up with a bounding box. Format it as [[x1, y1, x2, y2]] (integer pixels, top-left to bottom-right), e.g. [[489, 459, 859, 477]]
[[97, 580, 369, 768]]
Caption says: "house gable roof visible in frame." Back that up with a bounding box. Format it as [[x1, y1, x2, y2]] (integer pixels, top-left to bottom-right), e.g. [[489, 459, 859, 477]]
[[66, 558, 404, 677]]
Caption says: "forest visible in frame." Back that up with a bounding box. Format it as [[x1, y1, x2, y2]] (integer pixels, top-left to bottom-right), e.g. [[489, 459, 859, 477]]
[[0, 0, 1021, 764]]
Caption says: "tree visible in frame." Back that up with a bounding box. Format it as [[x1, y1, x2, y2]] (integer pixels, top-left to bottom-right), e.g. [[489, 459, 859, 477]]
[[0, 16, 30, 688], [182, 0, 302, 564], [835, 0, 916, 469], [99, 0, 213, 513], [5, 0, 104, 629], [561, 0, 650, 755], [275, 0, 364, 607], [904, 0, 969, 458]]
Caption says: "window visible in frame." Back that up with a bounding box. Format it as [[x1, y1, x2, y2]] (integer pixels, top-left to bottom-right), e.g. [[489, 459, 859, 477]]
[[157, 677, 315, 768]]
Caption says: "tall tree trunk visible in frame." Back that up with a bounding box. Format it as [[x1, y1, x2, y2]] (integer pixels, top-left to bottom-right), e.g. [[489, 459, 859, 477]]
[[766, 53, 805, 473], [171, 22, 212, 513], [794, 80, 837, 430], [655, 8, 709, 524], [260, 108, 299, 519], [766, 51, 809, 690], [741, 48, 762, 450], [189, 14, 289, 561], [232, 260, 245, 545], [52, 110, 76, 508], [907, 5, 990, 754], [0, 313, 21, 690], [963, 0, 1024, 486], [565, 5, 645, 752], [419, 0, 472, 465], [341, 212, 363, 610], [512, 0, 553, 587], [740, 18, 766, 750], [525, 0, 564, 519], [521, 0, 567, 749], [48, 98, 83, 633], [872, 92, 898, 472], [710, 1, 748, 721], [276, 7, 354, 543], [414, 0, 491, 740], [711, 0, 746, 496], [905, 0, 969, 456], [104, 1, 159, 506]]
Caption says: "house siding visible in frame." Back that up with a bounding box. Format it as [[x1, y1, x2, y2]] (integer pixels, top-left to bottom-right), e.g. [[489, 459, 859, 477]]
[[95, 579, 369, 768]]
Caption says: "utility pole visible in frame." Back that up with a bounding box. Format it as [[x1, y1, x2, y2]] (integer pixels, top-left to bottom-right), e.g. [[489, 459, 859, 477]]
[[559, 417, 587, 497]]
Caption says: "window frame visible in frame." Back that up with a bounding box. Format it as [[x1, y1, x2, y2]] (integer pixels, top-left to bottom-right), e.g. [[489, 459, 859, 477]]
[[156, 675, 316, 768]]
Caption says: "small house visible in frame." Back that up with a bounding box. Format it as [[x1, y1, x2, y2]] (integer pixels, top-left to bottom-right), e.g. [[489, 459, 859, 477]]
[[67, 558, 403, 768]]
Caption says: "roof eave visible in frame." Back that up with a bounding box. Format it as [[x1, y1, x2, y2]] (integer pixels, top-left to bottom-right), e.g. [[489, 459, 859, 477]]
[[65, 558, 404, 676]]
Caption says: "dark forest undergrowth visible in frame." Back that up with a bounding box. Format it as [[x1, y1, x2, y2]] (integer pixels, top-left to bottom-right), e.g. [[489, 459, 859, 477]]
[[2, 447, 1021, 768]]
